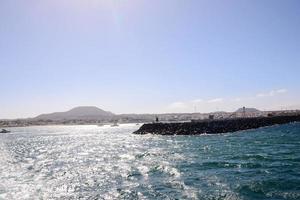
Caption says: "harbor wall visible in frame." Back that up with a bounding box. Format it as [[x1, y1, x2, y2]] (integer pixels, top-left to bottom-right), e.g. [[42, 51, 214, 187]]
[[133, 114, 300, 135]]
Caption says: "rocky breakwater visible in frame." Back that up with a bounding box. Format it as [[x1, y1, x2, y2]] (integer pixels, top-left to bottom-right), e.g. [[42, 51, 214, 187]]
[[133, 114, 300, 135]]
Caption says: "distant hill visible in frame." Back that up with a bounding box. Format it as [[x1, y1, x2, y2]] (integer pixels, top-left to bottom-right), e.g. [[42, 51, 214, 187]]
[[35, 106, 115, 120], [235, 107, 261, 113]]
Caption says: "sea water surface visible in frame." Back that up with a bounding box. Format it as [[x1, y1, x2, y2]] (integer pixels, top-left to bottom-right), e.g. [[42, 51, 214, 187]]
[[0, 123, 300, 200]]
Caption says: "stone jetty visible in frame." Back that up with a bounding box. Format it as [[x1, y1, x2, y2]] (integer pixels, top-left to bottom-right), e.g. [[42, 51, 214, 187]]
[[133, 114, 300, 135]]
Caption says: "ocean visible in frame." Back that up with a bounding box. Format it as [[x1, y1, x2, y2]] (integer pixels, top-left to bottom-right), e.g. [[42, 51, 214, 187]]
[[0, 123, 299, 199]]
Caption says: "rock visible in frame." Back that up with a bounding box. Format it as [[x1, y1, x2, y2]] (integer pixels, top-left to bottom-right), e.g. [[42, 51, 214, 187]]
[[133, 114, 300, 135]]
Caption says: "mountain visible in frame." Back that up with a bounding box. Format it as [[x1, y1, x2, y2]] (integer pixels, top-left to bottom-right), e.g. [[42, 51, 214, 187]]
[[235, 107, 261, 113], [35, 106, 115, 120]]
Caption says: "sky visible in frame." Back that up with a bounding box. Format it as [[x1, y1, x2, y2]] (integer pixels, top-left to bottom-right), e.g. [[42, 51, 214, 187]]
[[0, 0, 300, 119]]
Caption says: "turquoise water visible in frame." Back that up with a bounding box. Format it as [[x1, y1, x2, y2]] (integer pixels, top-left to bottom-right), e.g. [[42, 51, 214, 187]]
[[0, 123, 299, 199]]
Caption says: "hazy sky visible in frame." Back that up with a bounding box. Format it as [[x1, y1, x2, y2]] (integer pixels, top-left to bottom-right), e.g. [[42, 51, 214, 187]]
[[1, 0, 300, 118]]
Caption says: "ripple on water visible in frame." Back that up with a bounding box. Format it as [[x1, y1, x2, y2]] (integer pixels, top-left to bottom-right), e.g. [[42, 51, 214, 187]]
[[0, 123, 300, 199]]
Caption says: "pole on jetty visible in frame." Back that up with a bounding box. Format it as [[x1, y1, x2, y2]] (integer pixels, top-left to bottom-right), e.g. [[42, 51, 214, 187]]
[[243, 106, 246, 118]]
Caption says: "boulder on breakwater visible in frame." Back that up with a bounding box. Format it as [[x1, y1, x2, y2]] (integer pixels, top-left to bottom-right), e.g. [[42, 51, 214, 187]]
[[133, 114, 300, 135]]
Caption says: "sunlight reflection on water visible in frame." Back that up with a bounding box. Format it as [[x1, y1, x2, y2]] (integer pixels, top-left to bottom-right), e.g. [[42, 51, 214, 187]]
[[0, 123, 300, 199]]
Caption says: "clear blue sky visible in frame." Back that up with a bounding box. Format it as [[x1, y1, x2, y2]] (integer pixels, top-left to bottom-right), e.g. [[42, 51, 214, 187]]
[[1, 0, 300, 118]]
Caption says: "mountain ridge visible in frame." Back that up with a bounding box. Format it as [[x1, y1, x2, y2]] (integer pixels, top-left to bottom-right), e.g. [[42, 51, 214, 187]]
[[35, 106, 115, 120]]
